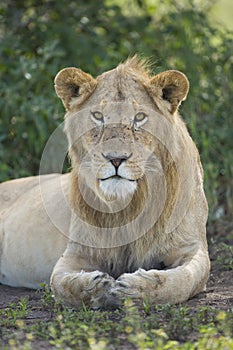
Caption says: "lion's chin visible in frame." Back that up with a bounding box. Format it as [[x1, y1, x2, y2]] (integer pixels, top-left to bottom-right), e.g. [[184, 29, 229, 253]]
[[98, 176, 137, 202]]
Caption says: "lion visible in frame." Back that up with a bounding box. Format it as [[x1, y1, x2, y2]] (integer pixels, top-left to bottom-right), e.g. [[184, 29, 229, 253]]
[[0, 56, 210, 309]]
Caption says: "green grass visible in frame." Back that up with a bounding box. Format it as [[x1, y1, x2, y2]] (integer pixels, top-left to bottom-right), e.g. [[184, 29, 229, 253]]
[[0, 297, 29, 327], [0, 290, 232, 350]]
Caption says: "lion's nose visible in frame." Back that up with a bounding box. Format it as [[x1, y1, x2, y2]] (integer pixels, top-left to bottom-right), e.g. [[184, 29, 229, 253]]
[[102, 153, 132, 170], [110, 158, 124, 169]]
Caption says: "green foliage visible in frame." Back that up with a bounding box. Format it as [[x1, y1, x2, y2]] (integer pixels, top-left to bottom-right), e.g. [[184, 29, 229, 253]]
[[39, 282, 56, 307], [0, 297, 29, 327], [1, 295, 232, 349], [0, 0, 232, 220]]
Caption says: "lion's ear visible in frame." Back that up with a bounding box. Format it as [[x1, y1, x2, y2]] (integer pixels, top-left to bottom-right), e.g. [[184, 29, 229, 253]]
[[54, 67, 97, 110], [148, 70, 189, 114]]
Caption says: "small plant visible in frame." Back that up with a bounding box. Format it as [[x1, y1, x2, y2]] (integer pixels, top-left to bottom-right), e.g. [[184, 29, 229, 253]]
[[0, 297, 29, 327], [143, 297, 151, 315], [39, 282, 54, 307]]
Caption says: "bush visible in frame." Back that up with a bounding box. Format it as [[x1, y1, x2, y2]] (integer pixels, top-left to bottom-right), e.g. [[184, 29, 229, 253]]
[[0, 0, 232, 221]]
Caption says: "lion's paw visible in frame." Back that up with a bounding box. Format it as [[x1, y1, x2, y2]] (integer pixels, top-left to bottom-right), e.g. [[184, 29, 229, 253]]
[[86, 271, 114, 291], [54, 270, 118, 308], [112, 269, 166, 302], [101, 272, 142, 304], [91, 289, 122, 310], [86, 271, 120, 310]]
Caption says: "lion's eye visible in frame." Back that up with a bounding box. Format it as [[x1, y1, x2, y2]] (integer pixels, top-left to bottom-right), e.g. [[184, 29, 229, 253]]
[[91, 111, 104, 123], [134, 112, 147, 125]]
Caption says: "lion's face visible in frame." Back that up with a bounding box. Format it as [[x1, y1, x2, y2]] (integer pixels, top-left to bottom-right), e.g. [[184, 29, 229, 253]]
[[65, 100, 158, 202], [55, 57, 189, 204]]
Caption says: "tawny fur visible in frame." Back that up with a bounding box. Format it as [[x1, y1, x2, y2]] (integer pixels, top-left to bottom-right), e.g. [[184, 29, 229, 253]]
[[0, 56, 210, 308]]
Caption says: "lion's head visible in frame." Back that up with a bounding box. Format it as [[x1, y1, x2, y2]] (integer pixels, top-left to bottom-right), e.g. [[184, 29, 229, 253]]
[[55, 57, 190, 215]]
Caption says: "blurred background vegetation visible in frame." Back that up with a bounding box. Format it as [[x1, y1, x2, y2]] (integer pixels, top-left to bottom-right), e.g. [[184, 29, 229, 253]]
[[0, 0, 232, 224]]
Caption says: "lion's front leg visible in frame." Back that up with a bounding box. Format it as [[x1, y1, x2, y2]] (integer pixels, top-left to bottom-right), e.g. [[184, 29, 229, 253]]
[[50, 252, 119, 310], [114, 246, 210, 304]]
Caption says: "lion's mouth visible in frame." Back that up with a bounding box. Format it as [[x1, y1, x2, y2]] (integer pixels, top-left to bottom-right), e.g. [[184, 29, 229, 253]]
[[99, 175, 136, 182], [97, 176, 138, 201]]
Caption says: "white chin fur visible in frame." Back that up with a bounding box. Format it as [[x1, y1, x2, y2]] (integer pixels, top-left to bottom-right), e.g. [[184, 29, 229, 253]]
[[99, 177, 137, 201]]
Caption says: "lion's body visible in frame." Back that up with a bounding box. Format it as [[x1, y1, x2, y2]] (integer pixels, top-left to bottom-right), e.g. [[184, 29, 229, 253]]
[[0, 57, 210, 308], [0, 174, 69, 287]]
